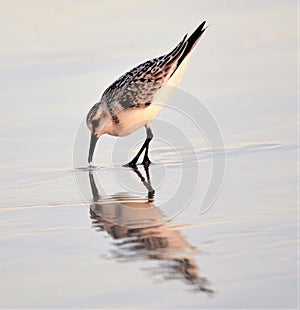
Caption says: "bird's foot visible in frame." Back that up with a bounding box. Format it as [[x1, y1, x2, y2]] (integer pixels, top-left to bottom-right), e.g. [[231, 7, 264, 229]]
[[123, 158, 152, 168], [148, 189, 155, 201], [123, 161, 138, 168], [141, 158, 152, 167]]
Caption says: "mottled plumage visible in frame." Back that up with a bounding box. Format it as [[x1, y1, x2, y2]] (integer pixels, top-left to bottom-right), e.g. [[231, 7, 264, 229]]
[[86, 21, 207, 166]]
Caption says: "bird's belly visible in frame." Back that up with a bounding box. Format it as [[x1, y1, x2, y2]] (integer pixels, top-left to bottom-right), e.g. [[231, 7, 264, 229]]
[[105, 103, 163, 137]]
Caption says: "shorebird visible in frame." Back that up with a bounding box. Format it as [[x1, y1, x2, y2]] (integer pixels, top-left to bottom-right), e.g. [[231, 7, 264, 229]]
[[87, 21, 207, 167]]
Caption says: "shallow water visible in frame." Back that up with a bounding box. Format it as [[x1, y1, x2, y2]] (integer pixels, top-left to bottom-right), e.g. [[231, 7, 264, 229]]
[[0, 1, 298, 308]]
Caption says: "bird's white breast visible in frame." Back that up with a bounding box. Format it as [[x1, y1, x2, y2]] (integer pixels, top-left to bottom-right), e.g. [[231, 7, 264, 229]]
[[104, 102, 163, 137]]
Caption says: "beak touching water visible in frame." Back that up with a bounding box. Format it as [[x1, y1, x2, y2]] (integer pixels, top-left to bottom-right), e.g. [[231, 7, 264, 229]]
[[88, 133, 99, 164]]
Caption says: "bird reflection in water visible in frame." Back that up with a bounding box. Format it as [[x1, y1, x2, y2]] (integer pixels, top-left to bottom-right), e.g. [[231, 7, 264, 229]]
[[88, 166, 214, 294]]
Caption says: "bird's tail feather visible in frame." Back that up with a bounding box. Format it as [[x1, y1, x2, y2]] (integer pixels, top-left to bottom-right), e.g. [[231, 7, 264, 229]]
[[176, 21, 207, 69]]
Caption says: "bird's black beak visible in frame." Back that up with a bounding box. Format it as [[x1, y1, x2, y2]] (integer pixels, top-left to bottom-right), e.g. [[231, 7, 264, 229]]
[[88, 133, 99, 164]]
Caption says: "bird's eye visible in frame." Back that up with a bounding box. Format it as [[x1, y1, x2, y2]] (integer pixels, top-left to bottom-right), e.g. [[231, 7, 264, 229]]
[[92, 119, 99, 127]]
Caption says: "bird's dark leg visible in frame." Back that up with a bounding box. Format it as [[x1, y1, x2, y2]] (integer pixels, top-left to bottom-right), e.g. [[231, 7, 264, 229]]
[[141, 126, 153, 167], [124, 126, 153, 168]]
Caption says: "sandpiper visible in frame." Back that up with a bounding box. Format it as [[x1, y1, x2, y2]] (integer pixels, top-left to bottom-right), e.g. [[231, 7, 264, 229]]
[[87, 21, 207, 167]]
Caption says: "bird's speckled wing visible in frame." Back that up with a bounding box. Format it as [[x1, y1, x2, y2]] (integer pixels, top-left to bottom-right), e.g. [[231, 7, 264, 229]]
[[87, 35, 188, 121], [87, 20, 208, 125]]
